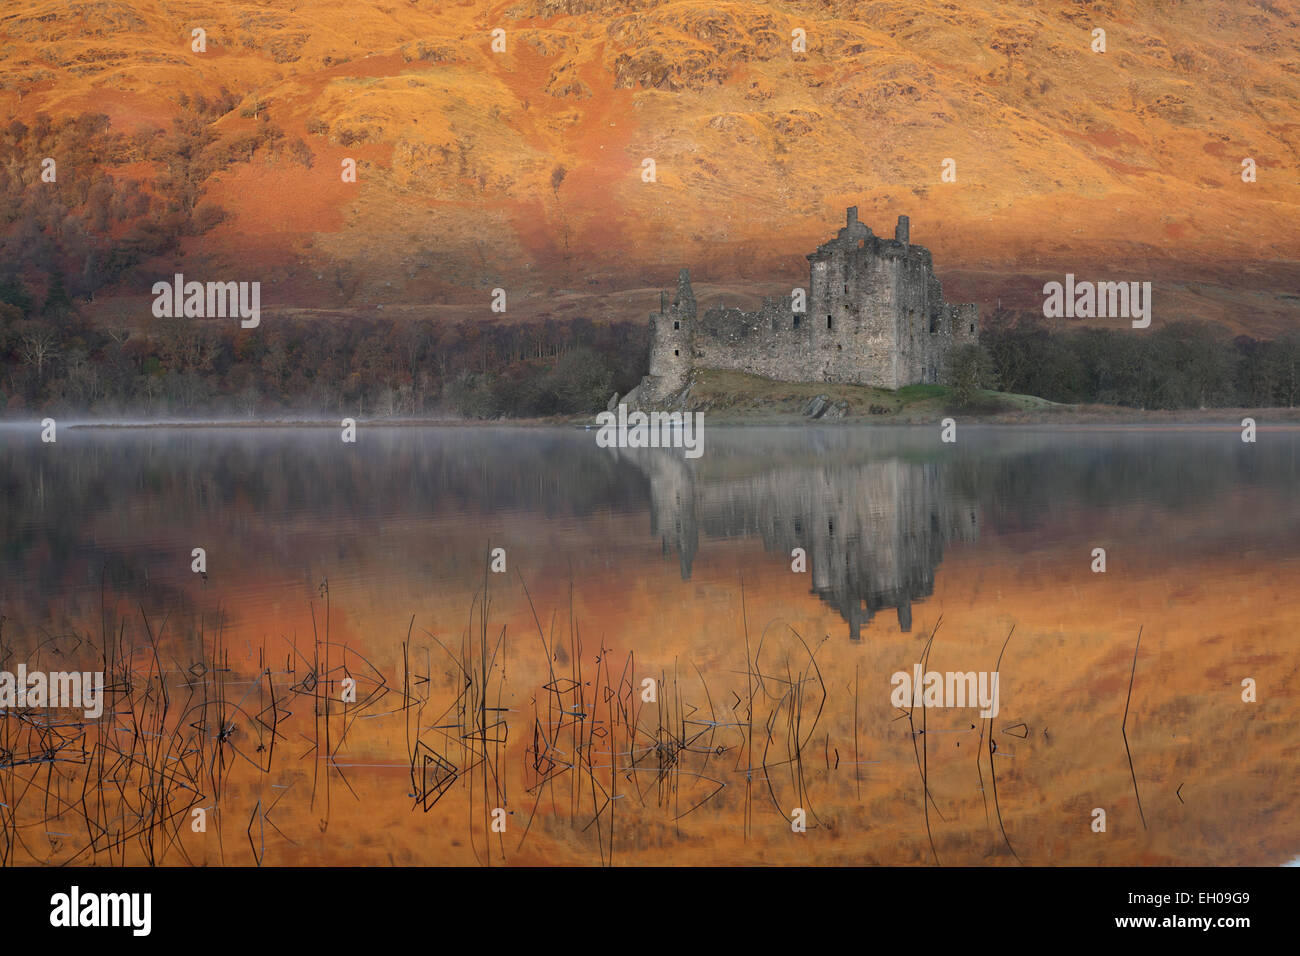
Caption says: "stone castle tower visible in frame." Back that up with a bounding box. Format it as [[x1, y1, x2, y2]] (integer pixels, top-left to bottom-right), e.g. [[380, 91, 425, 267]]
[[647, 268, 697, 392], [639, 208, 978, 404]]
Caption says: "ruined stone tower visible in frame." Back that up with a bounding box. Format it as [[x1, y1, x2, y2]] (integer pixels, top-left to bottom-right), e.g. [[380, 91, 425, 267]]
[[639, 208, 978, 404], [647, 268, 696, 391]]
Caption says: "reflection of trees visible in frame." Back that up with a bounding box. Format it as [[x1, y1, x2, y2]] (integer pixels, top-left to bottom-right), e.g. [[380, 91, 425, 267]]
[[628, 428, 1300, 638], [3, 427, 1298, 641], [943, 430, 1300, 535], [0, 429, 650, 608]]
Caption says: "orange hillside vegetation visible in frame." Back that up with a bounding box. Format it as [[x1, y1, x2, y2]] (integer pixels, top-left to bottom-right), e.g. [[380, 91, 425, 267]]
[[1, 0, 1297, 334]]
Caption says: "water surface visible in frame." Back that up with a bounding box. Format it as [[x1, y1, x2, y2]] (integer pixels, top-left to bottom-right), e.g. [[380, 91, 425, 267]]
[[1, 425, 1296, 865]]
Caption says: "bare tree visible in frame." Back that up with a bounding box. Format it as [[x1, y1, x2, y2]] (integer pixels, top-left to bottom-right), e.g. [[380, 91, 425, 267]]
[[15, 321, 60, 378], [138, 373, 162, 411], [237, 384, 260, 418]]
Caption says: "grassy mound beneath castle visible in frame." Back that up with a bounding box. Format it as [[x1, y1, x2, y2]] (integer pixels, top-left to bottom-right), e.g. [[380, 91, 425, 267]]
[[663, 369, 1058, 423]]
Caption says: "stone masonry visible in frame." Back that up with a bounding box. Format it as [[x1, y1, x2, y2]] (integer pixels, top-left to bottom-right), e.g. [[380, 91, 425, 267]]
[[639, 208, 978, 403]]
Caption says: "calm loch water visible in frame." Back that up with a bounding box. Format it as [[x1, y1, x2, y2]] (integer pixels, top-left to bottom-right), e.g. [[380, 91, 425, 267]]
[[1, 424, 1297, 865]]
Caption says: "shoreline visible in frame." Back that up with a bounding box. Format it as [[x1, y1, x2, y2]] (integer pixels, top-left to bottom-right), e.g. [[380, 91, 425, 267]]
[[0, 411, 1294, 431]]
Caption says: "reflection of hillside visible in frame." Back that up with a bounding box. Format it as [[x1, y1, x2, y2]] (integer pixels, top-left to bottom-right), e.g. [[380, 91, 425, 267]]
[[3, 426, 1299, 866], [630, 449, 978, 639], [0, 428, 651, 615], [6, 427, 1300, 644]]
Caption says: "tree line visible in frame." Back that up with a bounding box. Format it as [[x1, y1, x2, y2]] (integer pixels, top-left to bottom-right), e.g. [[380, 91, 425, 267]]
[[949, 310, 1300, 410], [0, 281, 647, 418]]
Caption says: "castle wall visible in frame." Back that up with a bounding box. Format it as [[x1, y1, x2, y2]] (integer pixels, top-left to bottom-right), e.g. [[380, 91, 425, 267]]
[[688, 302, 810, 384], [640, 209, 978, 403]]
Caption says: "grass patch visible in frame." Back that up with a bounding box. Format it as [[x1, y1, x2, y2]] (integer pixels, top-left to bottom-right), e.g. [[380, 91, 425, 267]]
[[897, 384, 948, 401], [663, 370, 1057, 423]]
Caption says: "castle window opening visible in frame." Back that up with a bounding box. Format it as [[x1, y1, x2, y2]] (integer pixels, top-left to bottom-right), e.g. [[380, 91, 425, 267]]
[[793, 315, 801, 329], [970, 323, 975, 333], [673, 349, 679, 356], [929, 314, 937, 334], [827, 315, 833, 330], [673, 320, 679, 330]]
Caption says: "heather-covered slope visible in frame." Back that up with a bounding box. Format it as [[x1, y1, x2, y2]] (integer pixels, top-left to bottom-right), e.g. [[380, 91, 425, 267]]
[[1, 0, 1297, 332]]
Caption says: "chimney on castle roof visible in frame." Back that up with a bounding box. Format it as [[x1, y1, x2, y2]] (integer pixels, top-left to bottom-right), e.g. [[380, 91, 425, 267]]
[[847, 206, 859, 227], [895, 215, 910, 246]]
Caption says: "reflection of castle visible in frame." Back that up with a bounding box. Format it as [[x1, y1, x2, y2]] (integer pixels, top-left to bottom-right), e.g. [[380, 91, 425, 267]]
[[634, 451, 979, 639]]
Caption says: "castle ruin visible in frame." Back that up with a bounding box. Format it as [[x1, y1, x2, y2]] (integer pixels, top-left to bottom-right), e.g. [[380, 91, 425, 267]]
[[638, 208, 978, 403]]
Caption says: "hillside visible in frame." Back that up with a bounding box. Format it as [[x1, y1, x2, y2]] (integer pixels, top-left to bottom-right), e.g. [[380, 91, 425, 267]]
[[1, 0, 1298, 334]]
